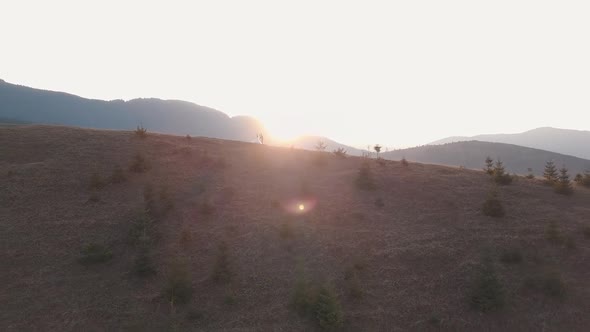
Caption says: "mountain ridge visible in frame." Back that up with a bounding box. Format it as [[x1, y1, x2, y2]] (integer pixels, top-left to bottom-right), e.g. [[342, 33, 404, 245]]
[[430, 127, 590, 159]]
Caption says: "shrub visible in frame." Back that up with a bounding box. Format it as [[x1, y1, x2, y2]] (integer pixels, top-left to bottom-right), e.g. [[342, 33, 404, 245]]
[[355, 162, 375, 190], [134, 125, 148, 138], [344, 267, 363, 299], [292, 261, 320, 314], [79, 243, 113, 265], [579, 171, 590, 187], [144, 184, 157, 215], [185, 134, 191, 141], [164, 260, 193, 305], [129, 209, 153, 245], [89, 172, 105, 190], [224, 293, 237, 306], [554, 167, 573, 195], [482, 188, 505, 218], [524, 270, 566, 299], [129, 153, 149, 173], [134, 248, 156, 277], [565, 236, 576, 250], [87, 193, 100, 203], [545, 222, 562, 244], [470, 257, 504, 312], [525, 168, 535, 180], [314, 285, 344, 330], [401, 158, 409, 167], [110, 165, 126, 184], [212, 242, 232, 283], [315, 141, 327, 152], [332, 148, 347, 158], [159, 186, 174, 215], [500, 248, 523, 264], [544, 161, 558, 184]]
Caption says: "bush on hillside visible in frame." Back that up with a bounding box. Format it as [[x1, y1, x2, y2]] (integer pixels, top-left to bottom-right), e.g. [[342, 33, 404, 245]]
[[332, 148, 347, 158], [110, 165, 127, 184], [524, 270, 566, 299], [500, 248, 523, 264], [314, 285, 344, 330], [89, 172, 105, 190], [470, 256, 504, 312], [545, 222, 562, 244], [164, 260, 193, 305], [129, 153, 149, 173], [134, 248, 156, 277], [79, 243, 113, 265], [355, 162, 376, 190], [212, 242, 232, 283], [134, 125, 148, 138], [482, 188, 505, 217]]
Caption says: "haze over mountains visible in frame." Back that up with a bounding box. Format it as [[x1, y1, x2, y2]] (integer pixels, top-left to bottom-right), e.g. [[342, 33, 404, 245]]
[[383, 141, 590, 176], [2, 79, 589, 175], [430, 127, 590, 160]]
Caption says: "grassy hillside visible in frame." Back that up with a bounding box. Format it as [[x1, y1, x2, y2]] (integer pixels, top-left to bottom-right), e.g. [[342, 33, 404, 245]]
[[382, 141, 590, 176], [1, 125, 590, 331]]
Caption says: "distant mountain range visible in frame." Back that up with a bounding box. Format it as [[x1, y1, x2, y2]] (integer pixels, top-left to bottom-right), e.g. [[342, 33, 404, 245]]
[[0, 79, 266, 142], [2, 79, 589, 175], [382, 141, 590, 176], [430, 127, 590, 160]]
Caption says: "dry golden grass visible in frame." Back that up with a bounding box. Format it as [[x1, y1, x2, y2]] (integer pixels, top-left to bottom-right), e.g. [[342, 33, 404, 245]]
[[1, 125, 590, 331]]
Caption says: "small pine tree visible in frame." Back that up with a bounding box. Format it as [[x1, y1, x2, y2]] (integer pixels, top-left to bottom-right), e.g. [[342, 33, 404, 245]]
[[493, 160, 512, 185], [484, 157, 494, 175], [470, 256, 504, 312], [482, 187, 505, 217], [315, 141, 327, 152], [314, 285, 343, 330], [554, 167, 573, 195], [543, 161, 558, 184], [355, 162, 375, 190]]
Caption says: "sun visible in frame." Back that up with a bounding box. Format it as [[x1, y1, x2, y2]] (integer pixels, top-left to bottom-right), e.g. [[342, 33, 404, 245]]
[[298, 204, 305, 211]]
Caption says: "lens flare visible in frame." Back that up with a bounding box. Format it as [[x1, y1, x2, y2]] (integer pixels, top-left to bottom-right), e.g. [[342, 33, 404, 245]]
[[298, 204, 305, 211]]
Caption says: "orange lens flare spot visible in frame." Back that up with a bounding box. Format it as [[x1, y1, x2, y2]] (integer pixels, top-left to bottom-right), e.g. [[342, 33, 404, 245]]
[[298, 204, 305, 211]]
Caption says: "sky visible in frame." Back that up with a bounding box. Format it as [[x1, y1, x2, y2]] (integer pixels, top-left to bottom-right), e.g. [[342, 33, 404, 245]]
[[1, 1, 589, 148]]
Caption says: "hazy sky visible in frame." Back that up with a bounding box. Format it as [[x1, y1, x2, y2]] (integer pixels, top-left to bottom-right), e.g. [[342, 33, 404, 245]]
[[1, 1, 589, 148]]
